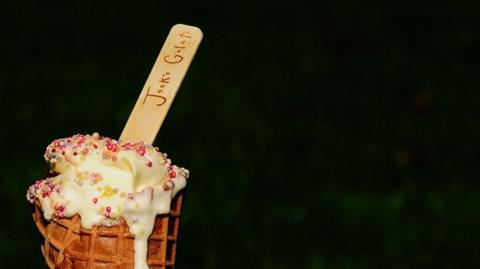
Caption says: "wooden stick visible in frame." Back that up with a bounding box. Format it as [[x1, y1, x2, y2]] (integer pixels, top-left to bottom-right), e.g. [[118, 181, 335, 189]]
[[120, 24, 203, 144]]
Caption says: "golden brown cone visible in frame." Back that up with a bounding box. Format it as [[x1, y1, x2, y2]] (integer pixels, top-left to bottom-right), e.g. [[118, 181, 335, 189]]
[[33, 193, 184, 269]]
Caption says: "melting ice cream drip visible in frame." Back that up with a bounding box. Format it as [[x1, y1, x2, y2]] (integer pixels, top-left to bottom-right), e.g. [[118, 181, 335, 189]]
[[26, 133, 188, 269]]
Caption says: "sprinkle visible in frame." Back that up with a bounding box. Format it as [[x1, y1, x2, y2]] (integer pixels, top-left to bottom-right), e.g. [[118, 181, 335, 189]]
[[103, 206, 112, 218], [122, 143, 133, 150], [77, 136, 86, 145], [147, 161, 153, 167], [55, 204, 65, 218], [136, 146, 146, 156], [106, 139, 119, 152], [93, 197, 98, 204], [90, 173, 103, 184], [34, 180, 42, 190], [101, 186, 116, 197], [42, 189, 51, 198], [127, 193, 134, 200]]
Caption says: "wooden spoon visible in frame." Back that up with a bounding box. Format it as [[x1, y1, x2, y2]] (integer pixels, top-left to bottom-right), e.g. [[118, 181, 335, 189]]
[[120, 24, 203, 144]]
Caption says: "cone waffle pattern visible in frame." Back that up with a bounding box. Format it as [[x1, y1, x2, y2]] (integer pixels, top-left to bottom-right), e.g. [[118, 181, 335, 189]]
[[33, 193, 184, 269]]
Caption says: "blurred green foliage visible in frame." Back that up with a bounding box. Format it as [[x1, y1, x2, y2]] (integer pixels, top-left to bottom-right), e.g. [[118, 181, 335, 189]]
[[1, 1, 480, 268]]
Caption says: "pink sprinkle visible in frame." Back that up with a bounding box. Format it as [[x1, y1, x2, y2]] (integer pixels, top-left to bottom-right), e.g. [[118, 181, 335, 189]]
[[93, 144, 98, 149], [127, 193, 134, 200], [147, 161, 153, 167], [73, 152, 78, 156], [77, 136, 86, 145], [93, 197, 98, 204], [122, 143, 133, 150], [106, 139, 119, 152], [55, 204, 65, 218], [112, 156, 118, 161], [106, 206, 111, 212], [136, 146, 146, 156]]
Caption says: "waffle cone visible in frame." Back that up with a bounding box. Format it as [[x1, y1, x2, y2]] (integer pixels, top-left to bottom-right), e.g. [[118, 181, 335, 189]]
[[33, 193, 184, 269]]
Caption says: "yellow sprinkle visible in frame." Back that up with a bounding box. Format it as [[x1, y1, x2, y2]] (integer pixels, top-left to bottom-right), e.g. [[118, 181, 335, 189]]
[[101, 186, 115, 197], [74, 178, 83, 186], [76, 171, 87, 180], [120, 192, 126, 198]]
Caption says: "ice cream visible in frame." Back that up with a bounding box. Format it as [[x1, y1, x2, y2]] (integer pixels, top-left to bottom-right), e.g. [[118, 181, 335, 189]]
[[26, 133, 189, 269]]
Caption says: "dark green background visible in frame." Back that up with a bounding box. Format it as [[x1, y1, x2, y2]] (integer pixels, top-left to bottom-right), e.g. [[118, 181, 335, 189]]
[[1, 1, 479, 268]]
